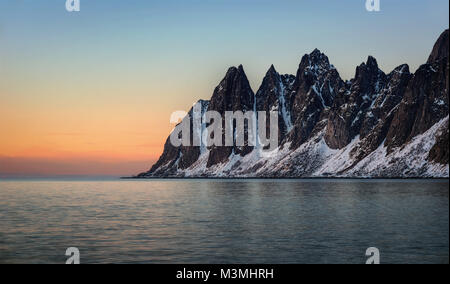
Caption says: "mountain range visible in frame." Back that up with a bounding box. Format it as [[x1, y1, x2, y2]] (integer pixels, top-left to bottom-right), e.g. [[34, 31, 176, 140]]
[[137, 29, 449, 178]]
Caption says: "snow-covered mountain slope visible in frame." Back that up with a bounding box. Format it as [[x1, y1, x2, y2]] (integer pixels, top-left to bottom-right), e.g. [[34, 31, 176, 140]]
[[137, 29, 449, 178]]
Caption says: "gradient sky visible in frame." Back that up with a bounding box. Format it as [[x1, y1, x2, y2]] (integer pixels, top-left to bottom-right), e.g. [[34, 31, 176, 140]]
[[0, 0, 448, 177]]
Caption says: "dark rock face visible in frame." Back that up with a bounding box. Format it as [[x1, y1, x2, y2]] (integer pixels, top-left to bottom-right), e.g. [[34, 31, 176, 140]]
[[428, 119, 449, 165], [428, 29, 449, 63], [359, 64, 411, 138], [206, 65, 255, 167], [386, 30, 449, 153], [345, 64, 412, 166], [325, 56, 388, 149], [208, 65, 255, 113], [255, 65, 295, 144], [288, 49, 344, 148], [138, 29, 449, 178]]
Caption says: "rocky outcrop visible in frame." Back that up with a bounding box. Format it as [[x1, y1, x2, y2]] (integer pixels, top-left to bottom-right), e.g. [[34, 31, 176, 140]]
[[255, 65, 295, 144], [325, 56, 388, 149], [428, 119, 449, 165], [206, 65, 255, 167], [428, 29, 449, 63], [288, 49, 344, 148], [347, 64, 412, 166], [138, 29, 449, 178], [386, 29, 449, 153]]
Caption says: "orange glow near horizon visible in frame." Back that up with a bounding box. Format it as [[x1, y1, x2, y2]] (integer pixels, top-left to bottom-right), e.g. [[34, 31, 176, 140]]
[[0, 85, 200, 176], [0, 49, 226, 177]]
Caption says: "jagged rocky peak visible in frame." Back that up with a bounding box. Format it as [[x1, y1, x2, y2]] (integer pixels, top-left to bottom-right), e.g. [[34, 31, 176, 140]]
[[385, 29, 449, 153], [294, 48, 342, 103], [428, 29, 449, 63], [388, 64, 410, 81], [256, 64, 294, 108], [292, 48, 340, 102], [359, 55, 379, 74], [352, 56, 387, 93], [209, 65, 254, 113], [366, 64, 411, 116], [257, 64, 287, 91], [366, 55, 378, 67], [267, 64, 277, 75], [297, 48, 334, 79], [369, 64, 411, 111], [256, 65, 296, 142], [325, 55, 390, 150], [287, 49, 344, 148], [343, 63, 413, 165], [139, 29, 449, 178], [207, 65, 255, 167], [306, 48, 331, 67], [263, 64, 296, 84]]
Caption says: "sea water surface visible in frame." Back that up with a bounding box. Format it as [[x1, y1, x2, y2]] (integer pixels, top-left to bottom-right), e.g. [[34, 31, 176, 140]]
[[0, 179, 448, 264]]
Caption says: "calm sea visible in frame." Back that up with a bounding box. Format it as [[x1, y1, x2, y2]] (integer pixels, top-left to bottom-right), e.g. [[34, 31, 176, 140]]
[[0, 179, 448, 264]]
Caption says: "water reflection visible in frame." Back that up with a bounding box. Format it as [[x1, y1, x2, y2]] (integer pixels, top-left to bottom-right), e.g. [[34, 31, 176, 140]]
[[0, 179, 448, 264]]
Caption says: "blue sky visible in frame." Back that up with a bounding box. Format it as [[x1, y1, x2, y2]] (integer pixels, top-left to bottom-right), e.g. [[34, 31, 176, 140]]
[[1, 0, 449, 85]]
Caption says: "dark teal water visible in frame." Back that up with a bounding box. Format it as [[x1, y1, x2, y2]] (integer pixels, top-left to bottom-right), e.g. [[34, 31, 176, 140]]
[[0, 179, 448, 264]]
